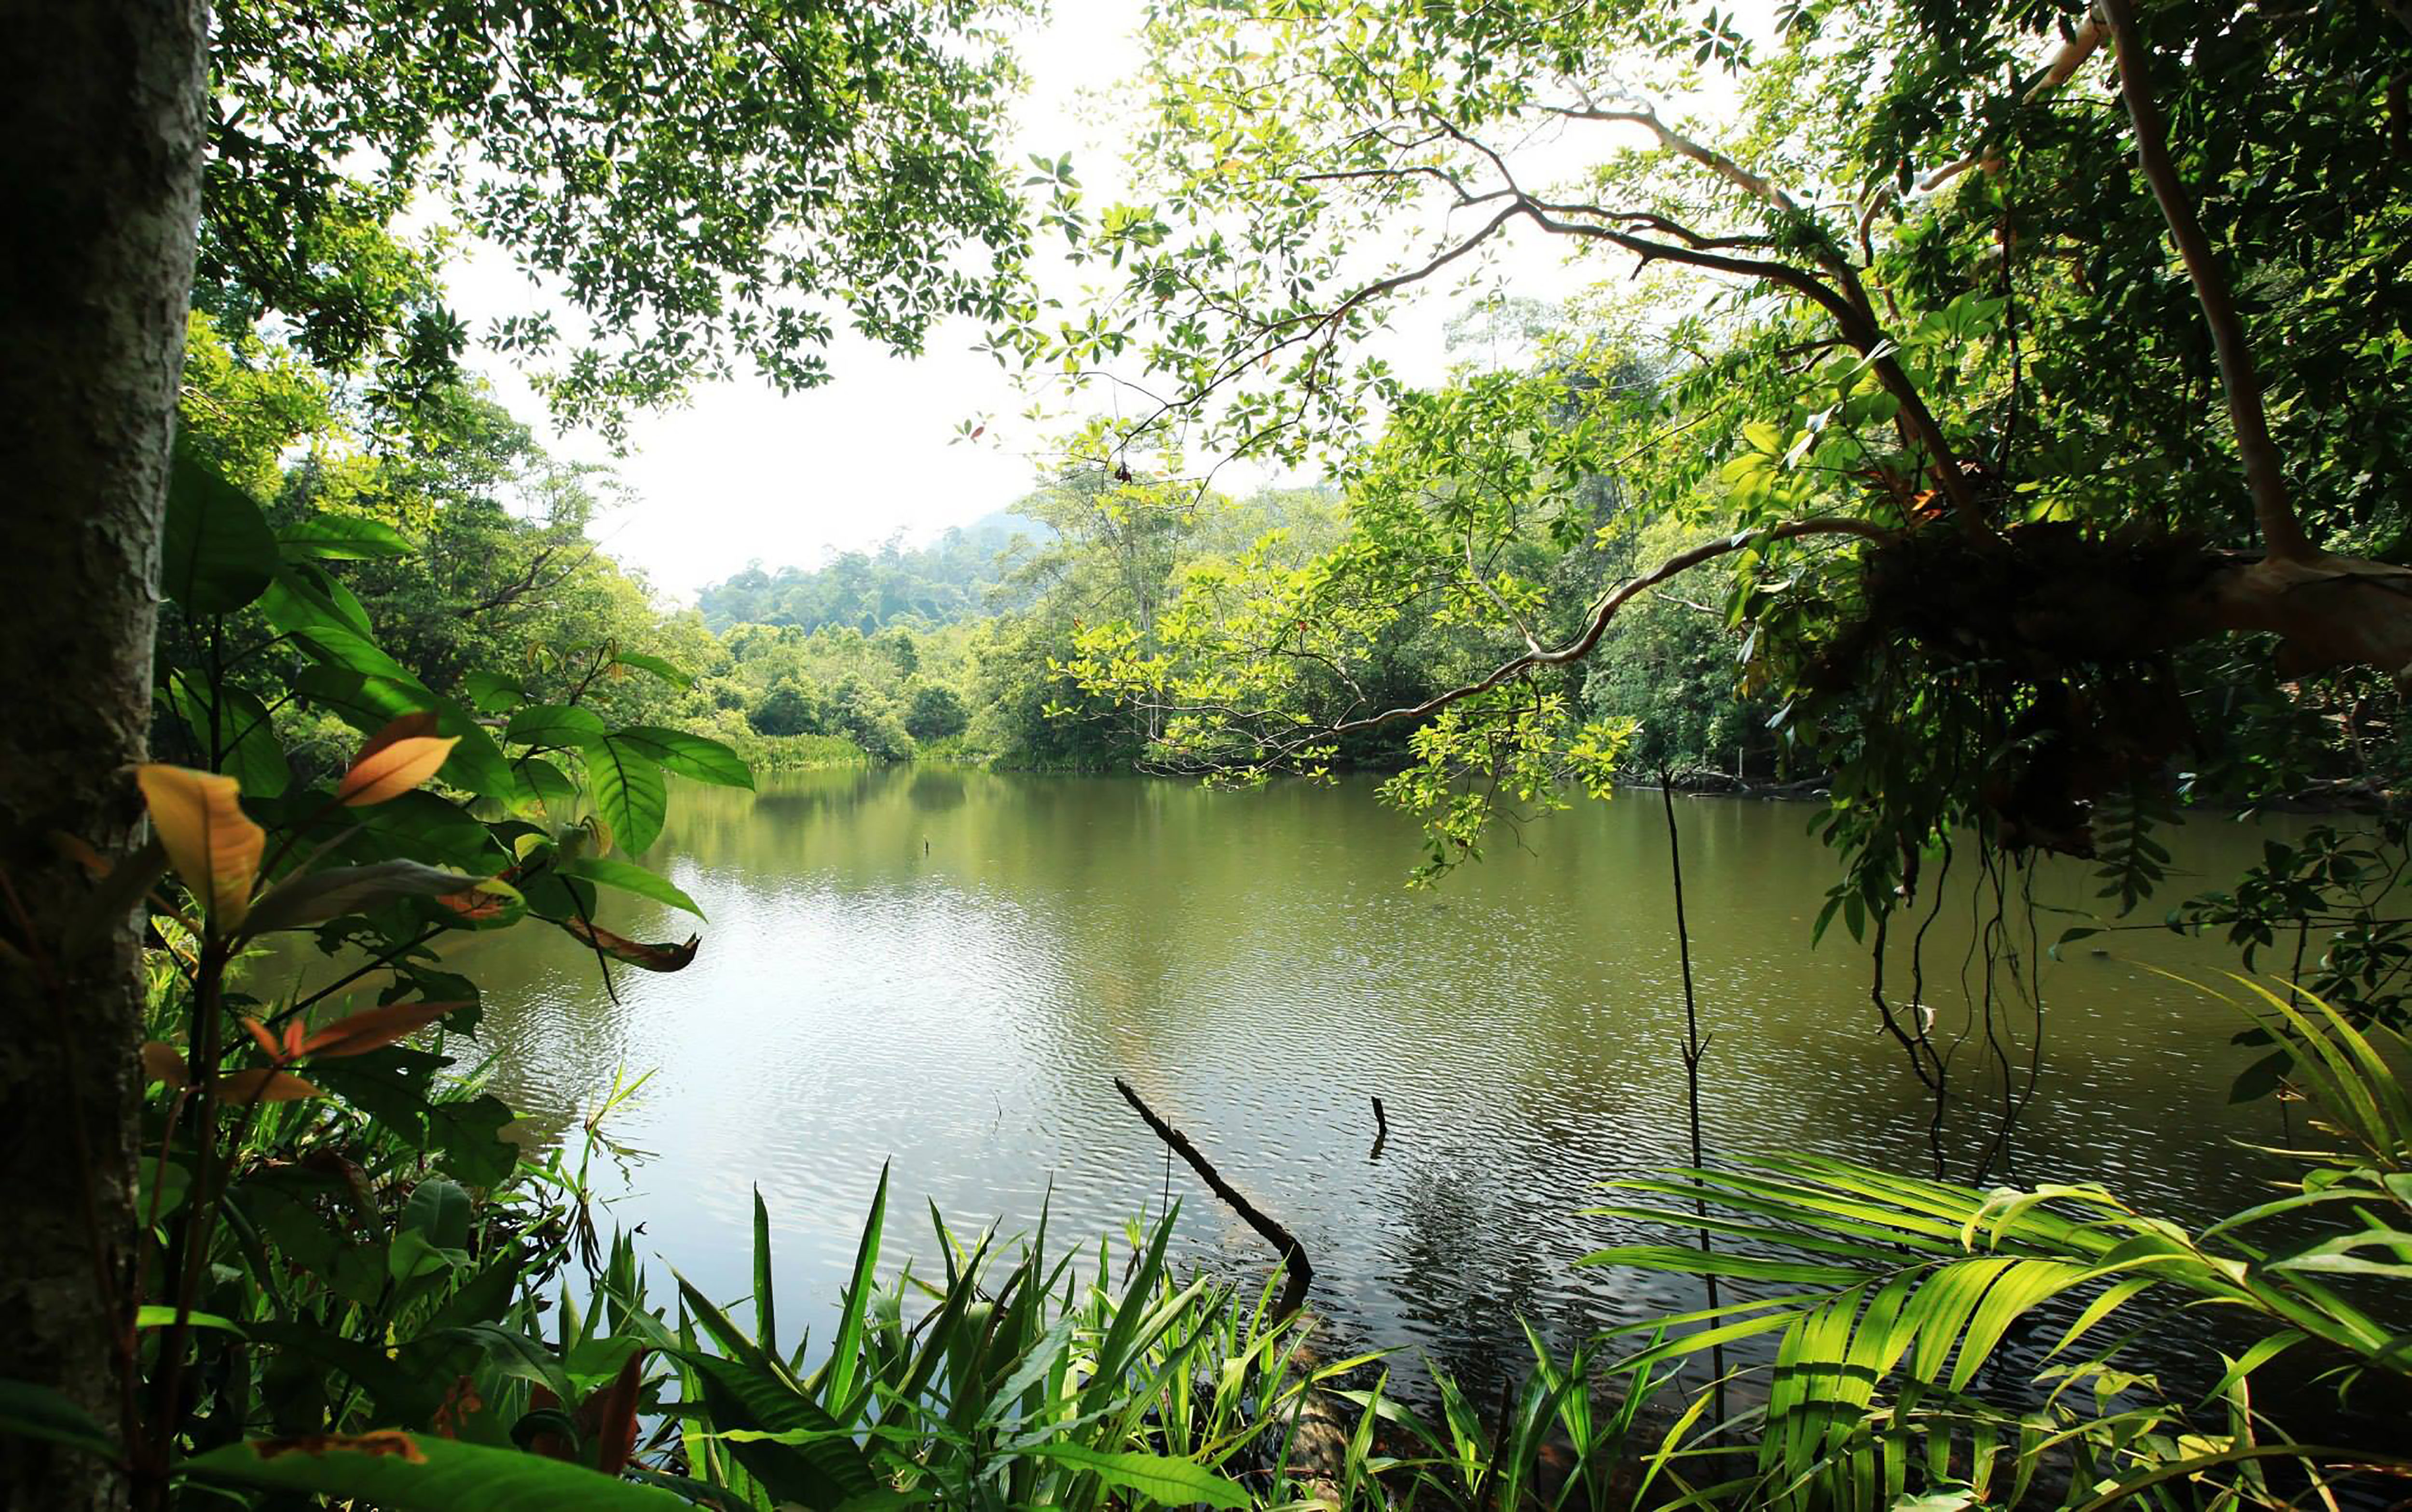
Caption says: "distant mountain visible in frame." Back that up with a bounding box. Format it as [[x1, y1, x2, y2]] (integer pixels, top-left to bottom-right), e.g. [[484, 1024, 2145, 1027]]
[[695, 512, 1050, 633]]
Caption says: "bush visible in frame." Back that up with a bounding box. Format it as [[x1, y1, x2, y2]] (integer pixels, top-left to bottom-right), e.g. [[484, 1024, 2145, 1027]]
[[747, 676, 822, 736], [903, 681, 969, 742]]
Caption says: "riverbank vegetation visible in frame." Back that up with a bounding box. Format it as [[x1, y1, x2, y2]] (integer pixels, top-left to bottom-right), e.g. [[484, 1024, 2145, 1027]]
[[6, 0, 2412, 1507]]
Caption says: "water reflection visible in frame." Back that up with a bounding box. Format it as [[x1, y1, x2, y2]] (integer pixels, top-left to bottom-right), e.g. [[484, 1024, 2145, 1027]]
[[275, 767, 2345, 1396]]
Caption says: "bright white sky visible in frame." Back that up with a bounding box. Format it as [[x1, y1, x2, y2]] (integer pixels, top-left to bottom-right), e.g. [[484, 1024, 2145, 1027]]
[[442, 0, 1650, 600]]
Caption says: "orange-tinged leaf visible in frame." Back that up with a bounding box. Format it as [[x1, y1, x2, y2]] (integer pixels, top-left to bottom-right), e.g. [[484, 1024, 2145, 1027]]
[[136, 764, 264, 928], [240, 1016, 285, 1062], [212, 1067, 322, 1103], [142, 1040, 190, 1089], [51, 831, 110, 878], [434, 877, 521, 923], [561, 917, 700, 972], [247, 1430, 425, 1463], [335, 713, 458, 806], [297, 999, 471, 1059]]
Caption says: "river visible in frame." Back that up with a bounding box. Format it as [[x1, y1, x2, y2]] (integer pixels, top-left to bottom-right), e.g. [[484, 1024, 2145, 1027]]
[[263, 767, 2343, 1402]]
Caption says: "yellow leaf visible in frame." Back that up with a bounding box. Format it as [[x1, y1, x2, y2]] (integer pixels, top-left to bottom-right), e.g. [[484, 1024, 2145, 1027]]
[[211, 1067, 323, 1103], [141, 1040, 190, 1089], [135, 765, 263, 929], [335, 714, 459, 806]]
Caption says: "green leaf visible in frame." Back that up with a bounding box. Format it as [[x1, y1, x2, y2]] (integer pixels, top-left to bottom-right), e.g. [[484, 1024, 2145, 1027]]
[[294, 672, 517, 802], [262, 562, 377, 639], [520, 758, 578, 805], [163, 443, 278, 614], [588, 739, 668, 854], [430, 1094, 520, 1187], [133, 1305, 247, 1335], [463, 671, 526, 714], [507, 705, 609, 749], [613, 652, 692, 688], [608, 727, 753, 789], [819, 1164, 887, 1415], [404, 1178, 474, 1252], [0, 1377, 118, 1459], [680, 1352, 879, 1507], [180, 1431, 685, 1509], [164, 670, 290, 798], [753, 1186, 777, 1358], [279, 514, 414, 559], [557, 857, 704, 919], [1012, 1443, 1250, 1509]]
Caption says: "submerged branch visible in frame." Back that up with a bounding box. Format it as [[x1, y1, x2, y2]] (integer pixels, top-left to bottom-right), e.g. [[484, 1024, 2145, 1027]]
[[1113, 1077, 1314, 1316]]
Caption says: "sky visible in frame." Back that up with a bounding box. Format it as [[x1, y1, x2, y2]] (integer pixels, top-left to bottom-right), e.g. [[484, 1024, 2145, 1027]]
[[441, 0, 1646, 601], [444, 1, 1159, 600]]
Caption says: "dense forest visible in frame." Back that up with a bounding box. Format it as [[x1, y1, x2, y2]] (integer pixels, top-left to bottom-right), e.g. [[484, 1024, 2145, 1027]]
[[6, 0, 2412, 1510]]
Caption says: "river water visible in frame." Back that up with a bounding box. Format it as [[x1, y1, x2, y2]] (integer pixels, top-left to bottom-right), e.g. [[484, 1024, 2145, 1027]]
[[270, 768, 2346, 1401]]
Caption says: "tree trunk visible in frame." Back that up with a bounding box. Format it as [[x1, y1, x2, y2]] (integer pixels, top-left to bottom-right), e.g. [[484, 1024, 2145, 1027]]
[[0, 0, 207, 1505]]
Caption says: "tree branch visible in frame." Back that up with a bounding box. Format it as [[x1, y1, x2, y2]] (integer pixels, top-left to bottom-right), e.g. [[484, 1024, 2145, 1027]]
[[1324, 517, 1896, 736], [2101, 0, 2314, 561]]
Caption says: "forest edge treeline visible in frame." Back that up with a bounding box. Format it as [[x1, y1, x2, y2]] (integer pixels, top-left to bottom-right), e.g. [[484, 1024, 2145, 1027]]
[[7, 0, 2412, 1508]]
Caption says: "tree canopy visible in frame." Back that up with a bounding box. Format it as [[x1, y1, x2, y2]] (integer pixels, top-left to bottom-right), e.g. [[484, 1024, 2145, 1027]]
[[995, 0, 2412, 900]]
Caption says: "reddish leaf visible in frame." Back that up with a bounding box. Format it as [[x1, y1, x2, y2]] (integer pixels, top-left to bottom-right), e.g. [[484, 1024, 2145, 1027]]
[[524, 1384, 573, 1462], [560, 917, 700, 972], [578, 1347, 646, 1475], [297, 1000, 472, 1059], [433, 877, 521, 924], [335, 713, 458, 806]]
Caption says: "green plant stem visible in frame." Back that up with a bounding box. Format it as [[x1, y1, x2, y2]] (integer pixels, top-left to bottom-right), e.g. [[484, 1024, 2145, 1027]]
[[1658, 776, 1726, 1431]]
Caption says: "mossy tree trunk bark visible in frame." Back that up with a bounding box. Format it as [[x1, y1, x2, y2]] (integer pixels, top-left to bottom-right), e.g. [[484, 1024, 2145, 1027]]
[[0, 0, 207, 1506]]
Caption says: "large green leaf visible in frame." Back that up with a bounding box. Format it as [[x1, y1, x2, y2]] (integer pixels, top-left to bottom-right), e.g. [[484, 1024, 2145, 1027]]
[[609, 727, 753, 789], [293, 670, 517, 802], [163, 670, 290, 797], [587, 738, 668, 855], [181, 1431, 685, 1509], [1012, 1442, 1251, 1509], [278, 514, 414, 559], [0, 1376, 116, 1459], [262, 562, 377, 639], [507, 704, 609, 749], [612, 652, 693, 688], [680, 1352, 879, 1507], [163, 444, 279, 614], [557, 857, 703, 919], [463, 670, 526, 713]]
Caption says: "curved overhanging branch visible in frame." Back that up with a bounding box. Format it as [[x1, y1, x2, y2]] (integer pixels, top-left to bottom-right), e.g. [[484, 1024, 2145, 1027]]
[[1513, 201, 1980, 526], [2102, 0, 2316, 562], [1325, 517, 1898, 736]]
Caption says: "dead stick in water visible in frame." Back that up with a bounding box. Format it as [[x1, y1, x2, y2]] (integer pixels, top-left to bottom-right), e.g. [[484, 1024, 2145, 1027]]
[[1113, 1077, 1314, 1316]]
